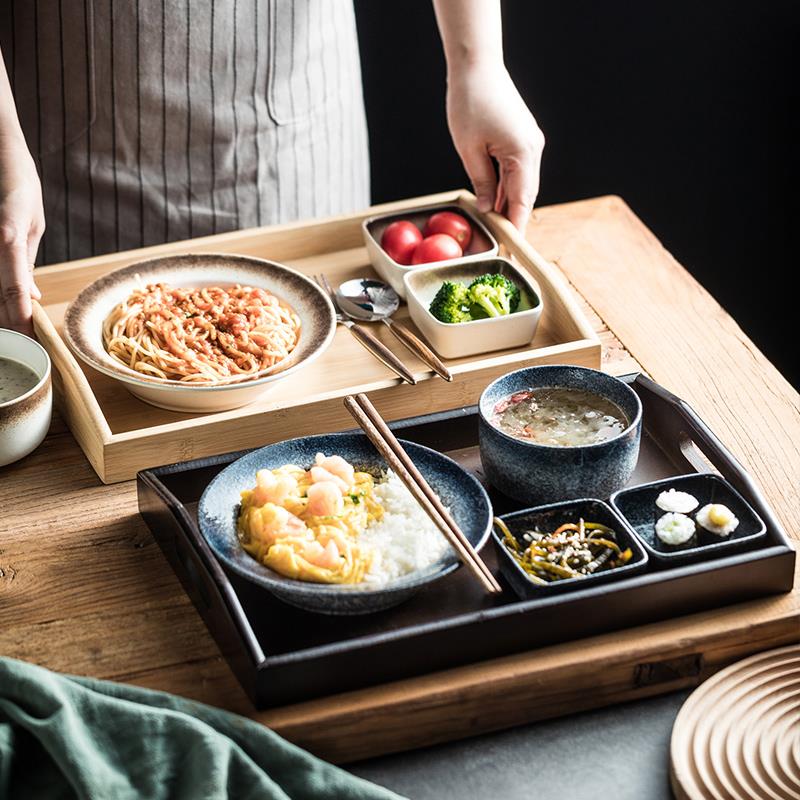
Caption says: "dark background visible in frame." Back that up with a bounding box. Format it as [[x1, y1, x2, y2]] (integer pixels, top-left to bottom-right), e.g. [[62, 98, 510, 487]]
[[354, 1, 798, 388]]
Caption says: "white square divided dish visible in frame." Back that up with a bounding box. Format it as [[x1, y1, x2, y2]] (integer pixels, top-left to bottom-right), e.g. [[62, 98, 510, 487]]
[[403, 257, 544, 359], [362, 203, 499, 299]]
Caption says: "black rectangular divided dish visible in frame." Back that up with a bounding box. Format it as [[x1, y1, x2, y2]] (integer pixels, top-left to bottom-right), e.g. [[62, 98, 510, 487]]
[[136, 375, 796, 709], [611, 473, 768, 566], [494, 499, 650, 598]]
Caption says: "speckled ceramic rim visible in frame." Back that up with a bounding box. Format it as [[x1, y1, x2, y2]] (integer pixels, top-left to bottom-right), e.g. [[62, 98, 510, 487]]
[[62, 252, 336, 392], [479, 365, 643, 451], [0, 328, 51, 409], [198, 432, 494, 597]]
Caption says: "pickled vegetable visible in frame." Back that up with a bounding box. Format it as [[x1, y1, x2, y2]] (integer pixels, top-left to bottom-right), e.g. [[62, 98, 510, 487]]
[[494, 516, 633, 584]]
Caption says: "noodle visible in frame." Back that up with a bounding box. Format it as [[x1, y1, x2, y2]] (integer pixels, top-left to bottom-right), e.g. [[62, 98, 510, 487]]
[[102, 281, 301, 383]]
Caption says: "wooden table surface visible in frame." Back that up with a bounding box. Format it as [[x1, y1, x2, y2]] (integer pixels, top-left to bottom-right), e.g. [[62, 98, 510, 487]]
[[2, 195, 798, 763]]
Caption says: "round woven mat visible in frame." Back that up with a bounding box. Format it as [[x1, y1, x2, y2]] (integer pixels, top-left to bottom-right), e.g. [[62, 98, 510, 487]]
[[670, 643, 800, 800]]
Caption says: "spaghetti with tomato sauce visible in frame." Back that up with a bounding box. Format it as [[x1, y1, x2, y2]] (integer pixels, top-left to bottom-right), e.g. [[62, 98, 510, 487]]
[[102, 282, 301, 383]]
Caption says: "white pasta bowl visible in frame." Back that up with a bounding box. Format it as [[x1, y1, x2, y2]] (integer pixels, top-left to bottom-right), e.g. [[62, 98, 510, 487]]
[[62, 253, 336, 413]]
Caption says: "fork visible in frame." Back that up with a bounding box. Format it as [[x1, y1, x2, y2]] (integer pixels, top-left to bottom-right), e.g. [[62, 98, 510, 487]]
[[314, 274, 417, 385]]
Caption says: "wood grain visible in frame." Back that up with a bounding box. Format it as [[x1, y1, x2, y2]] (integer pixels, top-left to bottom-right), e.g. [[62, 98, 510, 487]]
[[527, 196, 800, 543], [31, 191, 601, 482], [1, 195, 796, 765], [669, 644, 800, 800]]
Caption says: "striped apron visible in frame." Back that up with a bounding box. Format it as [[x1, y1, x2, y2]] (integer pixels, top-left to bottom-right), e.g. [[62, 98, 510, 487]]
[[0, 0, 370, 265]]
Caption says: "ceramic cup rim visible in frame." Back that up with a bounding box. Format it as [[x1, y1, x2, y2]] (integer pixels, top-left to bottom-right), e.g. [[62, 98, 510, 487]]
[[0, 328, 52, 409], [479, 365, 643, 451]]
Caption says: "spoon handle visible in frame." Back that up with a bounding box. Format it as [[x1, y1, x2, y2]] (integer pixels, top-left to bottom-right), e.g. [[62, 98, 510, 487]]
[[344, 321, 417, 385], [383, 319, 453, 382]]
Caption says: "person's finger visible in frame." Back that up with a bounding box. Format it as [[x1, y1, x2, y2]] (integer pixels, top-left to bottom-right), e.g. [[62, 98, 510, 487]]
[[27, 217, 43, 302], [499, 150, 536, 232], [0, 301, 11, 329], [26, 263, 41, 302], [494, 180, 506, 216], [27, 214, 44, 265], [0, 223, 34, 334], [460, 145, 498, 214]]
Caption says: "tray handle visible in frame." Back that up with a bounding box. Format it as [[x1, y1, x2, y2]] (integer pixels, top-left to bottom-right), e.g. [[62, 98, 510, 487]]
[[634, 375, 793, 549], [678, 434, 718, 475]]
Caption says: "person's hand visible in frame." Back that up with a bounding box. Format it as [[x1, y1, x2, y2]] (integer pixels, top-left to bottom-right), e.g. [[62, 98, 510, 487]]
[[446, 64, 544, 232], [0, 137, 44, 335]]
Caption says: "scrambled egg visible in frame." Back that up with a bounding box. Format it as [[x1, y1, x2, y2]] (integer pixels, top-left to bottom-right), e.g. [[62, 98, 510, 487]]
[[237, 454, 384, 584]]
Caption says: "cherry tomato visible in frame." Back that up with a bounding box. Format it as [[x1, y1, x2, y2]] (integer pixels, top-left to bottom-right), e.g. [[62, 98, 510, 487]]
[[380, 220, 423, 265], [411, 234, 463, 265], [423, 211, 473, 249]]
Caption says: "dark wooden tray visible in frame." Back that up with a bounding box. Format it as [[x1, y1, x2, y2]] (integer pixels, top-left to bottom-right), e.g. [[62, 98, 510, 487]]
[[136, 375, 796, 708]]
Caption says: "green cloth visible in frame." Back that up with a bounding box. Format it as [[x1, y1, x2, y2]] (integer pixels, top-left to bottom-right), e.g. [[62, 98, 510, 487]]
[[0, 657, 404, 800]]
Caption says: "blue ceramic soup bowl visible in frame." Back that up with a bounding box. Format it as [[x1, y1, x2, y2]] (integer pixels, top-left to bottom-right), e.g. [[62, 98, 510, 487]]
[[478, 365, 642, 504]]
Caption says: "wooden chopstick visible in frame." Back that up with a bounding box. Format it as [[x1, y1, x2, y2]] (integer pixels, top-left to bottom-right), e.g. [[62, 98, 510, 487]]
[[351, 393, 498, 587], [349, 393, 501, 593], [344, 393, 502, 595]]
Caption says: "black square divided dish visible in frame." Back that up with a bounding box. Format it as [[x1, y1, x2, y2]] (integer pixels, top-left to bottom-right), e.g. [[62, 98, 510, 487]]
[[610, 473, 767, 567], [493, 498, 649, 599]]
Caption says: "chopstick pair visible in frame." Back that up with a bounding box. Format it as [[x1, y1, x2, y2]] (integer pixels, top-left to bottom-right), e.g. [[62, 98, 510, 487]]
[[314, 274, 452, 385], [344, 393, 502, 595]]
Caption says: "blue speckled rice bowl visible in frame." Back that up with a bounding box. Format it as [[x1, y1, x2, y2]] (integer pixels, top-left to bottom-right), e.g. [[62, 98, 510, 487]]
[[198, 432, 493, 614]]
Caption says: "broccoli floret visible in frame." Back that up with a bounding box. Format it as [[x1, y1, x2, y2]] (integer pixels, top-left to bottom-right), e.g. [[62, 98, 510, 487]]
[[429, 281, 472, 324], [504, 279, 522, 312], [467, 273, 521, 319]]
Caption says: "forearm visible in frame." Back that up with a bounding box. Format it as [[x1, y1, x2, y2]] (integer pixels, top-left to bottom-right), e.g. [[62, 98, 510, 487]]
[[432, 0, 504, 74], [0, 51, 27, 147], [0, 45, 44, 333], [432, 1, 543, 229]]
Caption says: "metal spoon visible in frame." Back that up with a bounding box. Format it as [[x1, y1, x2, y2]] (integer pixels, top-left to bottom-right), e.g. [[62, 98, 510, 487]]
[[336, 279, 453, 381]]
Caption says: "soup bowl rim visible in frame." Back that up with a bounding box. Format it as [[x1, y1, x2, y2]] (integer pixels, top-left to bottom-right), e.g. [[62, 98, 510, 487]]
[[0, 328, 52, 409], [478, 365, 643, 451]]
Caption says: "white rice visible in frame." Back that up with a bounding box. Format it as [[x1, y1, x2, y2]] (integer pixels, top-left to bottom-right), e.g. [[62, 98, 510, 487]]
[[360, 470, 452, 585], [656, 488, 699, 514], [655, 512, 696, 546]]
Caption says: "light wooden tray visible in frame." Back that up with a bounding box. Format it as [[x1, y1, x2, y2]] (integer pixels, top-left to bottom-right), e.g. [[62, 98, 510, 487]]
[[33, 190, 600, 483]]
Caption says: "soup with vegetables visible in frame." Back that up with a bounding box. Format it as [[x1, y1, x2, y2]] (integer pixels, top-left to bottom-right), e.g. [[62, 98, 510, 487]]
[[491, 387, 629, 446], [0, 357, 40, 403]]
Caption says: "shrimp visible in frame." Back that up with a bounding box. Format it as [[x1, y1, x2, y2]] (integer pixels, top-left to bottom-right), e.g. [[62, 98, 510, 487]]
[[315, 539, 342, 569], [302, 540, 325, 563], [306, 481, 344, 517], [309, 466, 349, 493], [301, 538, 342, 570], [314, 453, 356, 488], [243, 503, 306, 550], [253, 469, 298, 506]]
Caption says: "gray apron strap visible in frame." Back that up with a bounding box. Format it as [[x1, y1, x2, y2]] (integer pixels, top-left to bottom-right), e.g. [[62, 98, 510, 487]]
[[0, 0, 370, 265]]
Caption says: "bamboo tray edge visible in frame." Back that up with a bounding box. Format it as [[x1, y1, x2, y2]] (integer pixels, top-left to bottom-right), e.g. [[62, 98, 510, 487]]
[[33, 190, 602, 483]]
